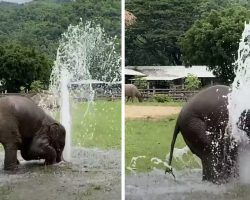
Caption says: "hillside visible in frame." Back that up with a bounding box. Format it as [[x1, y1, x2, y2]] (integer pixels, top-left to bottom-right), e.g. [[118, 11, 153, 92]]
[[0, 0, 121, 92], [0, 0, 32, 3], [0, 0, 121, 59]]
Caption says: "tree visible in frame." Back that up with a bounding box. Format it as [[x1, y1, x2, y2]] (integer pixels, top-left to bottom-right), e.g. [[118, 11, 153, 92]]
[[125, 0, 237, 66], [126, 0, 202, 66], [0, 44, 52, 92], [179, 6, 250, 83], [125, 0, 250, 67], [184, 74, 201, 90]]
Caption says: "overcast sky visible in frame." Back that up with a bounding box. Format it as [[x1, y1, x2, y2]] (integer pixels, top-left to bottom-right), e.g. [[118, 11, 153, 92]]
[[0, 0, 32, 3]]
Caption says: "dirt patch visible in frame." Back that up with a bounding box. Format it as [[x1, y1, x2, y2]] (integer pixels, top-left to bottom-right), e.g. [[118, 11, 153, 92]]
[[125, 105, 181, 120], [0, 148, 120, 200]]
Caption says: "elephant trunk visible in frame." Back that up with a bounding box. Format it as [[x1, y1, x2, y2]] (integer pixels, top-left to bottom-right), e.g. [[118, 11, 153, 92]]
[[56, 151, 64, 163]]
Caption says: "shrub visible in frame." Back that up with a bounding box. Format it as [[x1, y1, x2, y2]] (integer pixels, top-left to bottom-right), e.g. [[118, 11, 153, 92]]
[[133, 78, 148, 89], [30, 80, 43, 93], [154, 94, 173, 103], [184, 74, 201, 90], [20, 86, 26, 94]]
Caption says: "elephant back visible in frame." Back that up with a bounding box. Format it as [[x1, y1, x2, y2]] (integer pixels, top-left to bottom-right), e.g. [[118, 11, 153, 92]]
[[0, 95, 48, 137]]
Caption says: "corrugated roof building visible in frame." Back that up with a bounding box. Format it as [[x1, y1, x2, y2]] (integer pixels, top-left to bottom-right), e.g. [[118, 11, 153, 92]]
[[125, 66, 218, 89]]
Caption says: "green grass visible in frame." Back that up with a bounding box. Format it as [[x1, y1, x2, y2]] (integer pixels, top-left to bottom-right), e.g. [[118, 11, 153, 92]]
[[71, 100, 121, 149], [125, 115, 200, 174], [126, 101, 185, 107]]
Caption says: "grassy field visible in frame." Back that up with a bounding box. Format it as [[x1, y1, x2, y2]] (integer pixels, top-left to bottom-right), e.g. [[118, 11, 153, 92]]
[[125, 114, 200, 174], [71, 100, 121, 149]]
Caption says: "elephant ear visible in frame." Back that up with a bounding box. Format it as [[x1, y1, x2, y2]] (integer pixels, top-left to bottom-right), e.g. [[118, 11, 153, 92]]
[[35, 124, 50, 137], [48, 123, 66, 141]]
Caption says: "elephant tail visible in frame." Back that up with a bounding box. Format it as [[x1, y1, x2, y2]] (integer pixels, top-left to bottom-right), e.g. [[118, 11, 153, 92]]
[[165, 121, 179, 177], [168, 122, 180, 166]]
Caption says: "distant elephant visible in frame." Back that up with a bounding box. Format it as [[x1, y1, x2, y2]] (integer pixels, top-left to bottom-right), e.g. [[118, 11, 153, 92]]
[[125, 84, 143, 102], [0, 95, 65, 170], [167, 85, 249, 183]]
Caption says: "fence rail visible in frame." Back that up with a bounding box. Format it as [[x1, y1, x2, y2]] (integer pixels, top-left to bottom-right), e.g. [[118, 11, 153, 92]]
[[0, 92, 121, 101], [0, 89, 196, 101], [138, 88, 199, 101]]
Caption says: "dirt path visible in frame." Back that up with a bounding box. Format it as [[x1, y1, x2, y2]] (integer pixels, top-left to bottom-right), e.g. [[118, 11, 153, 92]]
[[0, 148, 120, 200], [125, 105, 181, 120]]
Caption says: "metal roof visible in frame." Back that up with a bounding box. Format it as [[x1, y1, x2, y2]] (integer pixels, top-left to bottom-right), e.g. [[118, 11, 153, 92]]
[[125, 68, 146, 76], [142, 75, 185, 81], [126, 66, 215, 78]]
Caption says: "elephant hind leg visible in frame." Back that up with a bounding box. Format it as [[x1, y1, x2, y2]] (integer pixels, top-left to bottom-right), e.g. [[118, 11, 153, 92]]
[[3, 143, 18, 170], [201, 156, 217, 182], [183, 119, 212, 158], [201, 136, 238, 183], [1, 128, 21, 170], [201, 156, 226, 183], [201, 152, 236, 184], [183, 119, 218, 181]]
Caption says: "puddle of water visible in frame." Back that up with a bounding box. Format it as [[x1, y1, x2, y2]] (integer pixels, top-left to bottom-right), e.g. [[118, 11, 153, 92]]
[[0, 148, 121, 200], [126, 169, 250, 200]]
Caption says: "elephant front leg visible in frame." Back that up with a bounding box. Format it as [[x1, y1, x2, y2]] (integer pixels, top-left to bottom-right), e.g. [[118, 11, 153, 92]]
[[3, 143, 18, 170], [31, 137, 57, 165], [21, 137, 57, 165]]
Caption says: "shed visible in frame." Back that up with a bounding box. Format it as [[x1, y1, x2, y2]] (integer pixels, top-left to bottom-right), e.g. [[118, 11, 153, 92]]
[[126, 66, 217, 89]]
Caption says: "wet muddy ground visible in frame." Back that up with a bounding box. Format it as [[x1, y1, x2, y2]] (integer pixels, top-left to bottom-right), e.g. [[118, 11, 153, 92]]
[[126, 169, 250, 200], [0, 148, 121, 200]]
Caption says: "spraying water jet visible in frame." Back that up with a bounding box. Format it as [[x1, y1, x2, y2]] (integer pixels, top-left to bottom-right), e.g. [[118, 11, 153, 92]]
[[228, 22, 250, 184], [49, 20, 121, 162]]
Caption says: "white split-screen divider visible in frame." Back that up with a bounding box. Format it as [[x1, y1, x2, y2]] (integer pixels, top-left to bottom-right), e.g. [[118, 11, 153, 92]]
[[121, 0, 125, 199]]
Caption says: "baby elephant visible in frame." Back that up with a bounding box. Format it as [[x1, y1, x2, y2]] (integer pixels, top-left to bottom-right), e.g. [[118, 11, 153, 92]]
[[168, 85, 250, 183], [0, 95, 66, 170]]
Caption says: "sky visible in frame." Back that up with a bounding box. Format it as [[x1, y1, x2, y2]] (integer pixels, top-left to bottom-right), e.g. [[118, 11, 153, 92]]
[[0, 0, 32, 3]]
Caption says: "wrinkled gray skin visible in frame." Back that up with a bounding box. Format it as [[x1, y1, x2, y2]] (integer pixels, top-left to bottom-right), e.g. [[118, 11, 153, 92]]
[[125, 84, 143, 102], [0, 95, 65, 170], [168, 85, 250, 184]]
